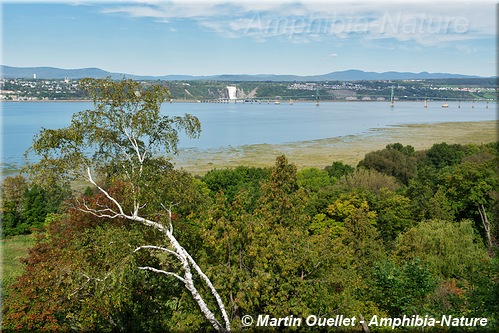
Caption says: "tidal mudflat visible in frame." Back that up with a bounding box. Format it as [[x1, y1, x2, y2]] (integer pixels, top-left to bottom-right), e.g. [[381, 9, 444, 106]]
[[172, 121, 498, 175]]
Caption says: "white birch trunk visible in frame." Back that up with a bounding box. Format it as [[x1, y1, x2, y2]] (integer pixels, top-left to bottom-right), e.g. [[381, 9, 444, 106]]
[[478, 204, 493, 253], [83, 167, 231, 332]]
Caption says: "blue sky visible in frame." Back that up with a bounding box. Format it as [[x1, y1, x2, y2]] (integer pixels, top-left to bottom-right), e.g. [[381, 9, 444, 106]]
[[1, 1, 496, 77]]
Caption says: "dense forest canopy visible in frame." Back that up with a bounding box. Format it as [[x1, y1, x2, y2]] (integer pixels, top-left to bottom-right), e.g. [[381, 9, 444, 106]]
[[2, 79, 498, 332]]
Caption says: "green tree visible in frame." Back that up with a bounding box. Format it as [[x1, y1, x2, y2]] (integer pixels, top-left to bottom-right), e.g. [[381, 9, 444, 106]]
[[369, 188, 414, 247], [25, 78, 232, 332], [438, 160, 498, 251], [201, 166, 270, 207], [21, 185, 48, 232], [325, 161, 355, 179], [327, 192, 385, 271], [426, 187, 455, 221], [372, 258, 437, 316], [296, 167, 335, 192], [358, 143, 417, 184], [423, 142, 466, 169], [337, 167, 400, 194], [466, 255, 499, 327], [406, 142, 498, 226], [1, 175, 69, 237], [395, 219, 489, 279], [1, 175, 29, 236], [198, 156, 366, 329]]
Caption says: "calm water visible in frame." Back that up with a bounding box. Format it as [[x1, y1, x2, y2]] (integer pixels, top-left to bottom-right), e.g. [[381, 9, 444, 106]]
[[1, 100, 496, 168]]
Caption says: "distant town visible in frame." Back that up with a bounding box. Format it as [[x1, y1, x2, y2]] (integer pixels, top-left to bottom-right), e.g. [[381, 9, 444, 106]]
[[0, 77, 496, 103]]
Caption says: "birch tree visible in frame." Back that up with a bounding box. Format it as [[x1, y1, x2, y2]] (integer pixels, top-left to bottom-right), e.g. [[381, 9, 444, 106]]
[[27, 78, 231, 332]]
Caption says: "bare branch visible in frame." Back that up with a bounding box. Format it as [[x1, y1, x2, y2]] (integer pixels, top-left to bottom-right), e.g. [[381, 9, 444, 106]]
[[80, 200, 122, 217], [85, 167, 125, 216], [135, 245, 183, 261], [478, 204, 493, 252], [161, 202, 178, 233], [301, 261, 322, 280], [138, 266, 185, 283], [115, 141, 134, 167], [67, 269, 114, 297]]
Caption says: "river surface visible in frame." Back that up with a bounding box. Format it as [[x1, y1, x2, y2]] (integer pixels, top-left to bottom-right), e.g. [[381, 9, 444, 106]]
[[1, 100, 496, 169]]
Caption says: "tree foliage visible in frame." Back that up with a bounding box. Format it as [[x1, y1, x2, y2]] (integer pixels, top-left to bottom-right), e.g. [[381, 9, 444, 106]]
[[1, 175, 69, 237], [372, 258, 437, 316], [296, 167, 335, 192], [3, 191, 182, 332], [358, 143, 417, 184], [423, 142, 466, 169], [395, 219, 489, 279], [369, 188, 414, 247], [327, 192, 384, 271], [337, 167, 400, 193], [198, 156, 368, 329], [26, 77, 200, 186], [201, 166, 270, 206], [325, 160, 355, 179]]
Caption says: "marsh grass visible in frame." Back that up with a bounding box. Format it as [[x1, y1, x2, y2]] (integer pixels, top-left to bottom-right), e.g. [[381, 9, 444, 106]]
[[172, 121, 498, 175], [1, 163, 22, 178], [5, 121, 496, 178]]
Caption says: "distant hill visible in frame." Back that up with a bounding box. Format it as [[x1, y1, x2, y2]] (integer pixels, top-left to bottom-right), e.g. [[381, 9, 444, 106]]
[[1, 65, 485, 81], [0, 66, 119, 79], [312, 70, 483, 81]]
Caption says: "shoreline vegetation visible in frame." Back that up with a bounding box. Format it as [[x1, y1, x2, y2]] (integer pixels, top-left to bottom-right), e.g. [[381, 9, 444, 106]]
[[171, 120, 498, 175]]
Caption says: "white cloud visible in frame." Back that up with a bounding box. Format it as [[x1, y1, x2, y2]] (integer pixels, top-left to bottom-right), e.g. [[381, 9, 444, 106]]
[[101, 5, 167, 18], [320, 52, 339, 61], [99, 1, 496, 49]]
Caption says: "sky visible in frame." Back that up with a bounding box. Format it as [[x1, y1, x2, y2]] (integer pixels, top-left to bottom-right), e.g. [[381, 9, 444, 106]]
[[1, 0, 496, 77]]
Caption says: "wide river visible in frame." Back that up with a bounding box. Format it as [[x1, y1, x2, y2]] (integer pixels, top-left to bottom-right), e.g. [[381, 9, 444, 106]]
[[1, 100, 496, 170]]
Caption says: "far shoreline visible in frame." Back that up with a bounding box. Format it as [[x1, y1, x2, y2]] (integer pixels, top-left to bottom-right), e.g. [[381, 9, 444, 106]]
[[2, 99, 493, 104]]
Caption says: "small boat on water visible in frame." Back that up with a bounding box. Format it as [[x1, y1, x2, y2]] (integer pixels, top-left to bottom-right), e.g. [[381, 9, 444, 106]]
[[442, 102, 449, 108], [274, 100, 281, 105]]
